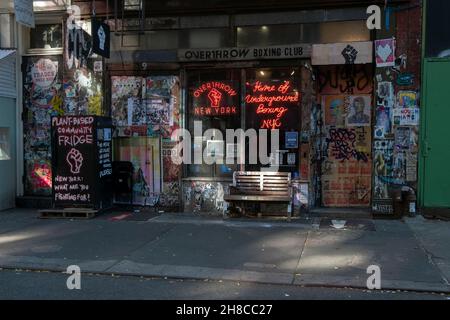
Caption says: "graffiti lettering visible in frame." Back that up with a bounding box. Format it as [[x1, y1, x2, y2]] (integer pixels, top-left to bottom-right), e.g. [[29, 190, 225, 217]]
[[317, 65, 371, 95], [326, 128, 369, 163]]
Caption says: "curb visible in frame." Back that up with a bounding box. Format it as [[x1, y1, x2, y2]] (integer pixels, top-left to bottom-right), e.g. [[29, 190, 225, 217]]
[[1, 257, 449, 295]]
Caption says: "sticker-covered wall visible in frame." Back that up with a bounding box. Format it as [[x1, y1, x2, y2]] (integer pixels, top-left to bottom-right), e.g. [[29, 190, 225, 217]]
[[23, 19, 105, 197], [110, 75, 182, 210], [23, 56, 62, 196], [372, 1, 422, 215]]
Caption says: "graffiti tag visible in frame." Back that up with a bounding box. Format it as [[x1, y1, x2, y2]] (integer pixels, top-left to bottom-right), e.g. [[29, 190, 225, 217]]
[[326, 128, 369, 163]]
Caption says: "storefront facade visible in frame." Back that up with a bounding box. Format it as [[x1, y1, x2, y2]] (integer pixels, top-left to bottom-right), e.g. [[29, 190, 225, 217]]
[[17, 0, 423, 217]]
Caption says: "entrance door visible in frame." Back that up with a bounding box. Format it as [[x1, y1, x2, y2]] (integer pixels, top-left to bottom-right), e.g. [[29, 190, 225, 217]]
[[113, 137, 161, 206], [317, 65, 374, 207], [420, 60, 450, 208]]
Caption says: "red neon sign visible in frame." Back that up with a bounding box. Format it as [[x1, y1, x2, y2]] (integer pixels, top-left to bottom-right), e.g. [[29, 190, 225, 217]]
[[192, 81, 239, 116], [245, 80, 299, 129]]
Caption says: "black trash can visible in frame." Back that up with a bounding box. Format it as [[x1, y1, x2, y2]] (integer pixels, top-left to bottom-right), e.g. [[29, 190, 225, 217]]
[[112, 161, 134, 205]]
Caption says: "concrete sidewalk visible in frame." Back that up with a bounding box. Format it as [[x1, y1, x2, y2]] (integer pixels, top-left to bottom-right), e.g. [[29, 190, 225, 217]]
[[0, 209, 449, 294]]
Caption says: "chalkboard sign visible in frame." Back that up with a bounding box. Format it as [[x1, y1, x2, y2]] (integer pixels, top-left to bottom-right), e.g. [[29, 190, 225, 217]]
[[51, 116, 113, 209]]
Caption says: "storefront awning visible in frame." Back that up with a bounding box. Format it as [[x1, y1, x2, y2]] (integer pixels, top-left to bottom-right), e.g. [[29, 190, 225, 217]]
[[0, 49, 16, 61]]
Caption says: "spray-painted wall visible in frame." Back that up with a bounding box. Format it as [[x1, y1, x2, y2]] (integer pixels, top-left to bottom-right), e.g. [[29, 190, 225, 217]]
[[315, 64, 374, 207], [183, 180, 229, 215]]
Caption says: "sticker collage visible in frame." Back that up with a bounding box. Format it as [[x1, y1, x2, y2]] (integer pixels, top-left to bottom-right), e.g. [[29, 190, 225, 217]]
[[373, 38, 420, 215]]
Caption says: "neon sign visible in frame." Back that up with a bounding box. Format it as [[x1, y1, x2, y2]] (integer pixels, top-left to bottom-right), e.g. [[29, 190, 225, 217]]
[[245, 80, 300, 129], [192, 81, 239, 116]]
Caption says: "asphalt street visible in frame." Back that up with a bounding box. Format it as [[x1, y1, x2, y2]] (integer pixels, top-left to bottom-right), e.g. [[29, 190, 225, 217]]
[[0, 209, 449, 298], [0, 268, 448, 300]]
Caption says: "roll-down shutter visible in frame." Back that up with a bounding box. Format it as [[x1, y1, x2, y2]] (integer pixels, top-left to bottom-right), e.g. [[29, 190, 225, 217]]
[[0, 50, 16, 99]]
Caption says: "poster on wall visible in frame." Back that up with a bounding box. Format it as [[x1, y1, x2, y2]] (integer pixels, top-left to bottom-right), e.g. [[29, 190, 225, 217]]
[[145, 76, 180, 138], [375, 38, 396, 68], [406, 152, 418, 182], [245, 80, 300, 130], [111, 76, 143, 126], [346, 95, 372, 127], [322, 95, 346, 127], [396, 91, 419, 108], [393, 108, 420, 126], [111, 76, 181, 139], [375, 81, 394, 139], [146, 98, 171, 126], [32, 58, 58, 88], [374, 105, 392, 139], [373, 140, 394, 200]]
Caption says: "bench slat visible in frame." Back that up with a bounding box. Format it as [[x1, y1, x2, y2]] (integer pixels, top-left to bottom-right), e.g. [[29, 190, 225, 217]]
[[235, 172, 290, 176], [231, 191, 289, 196], [224, 195, 291, 202]]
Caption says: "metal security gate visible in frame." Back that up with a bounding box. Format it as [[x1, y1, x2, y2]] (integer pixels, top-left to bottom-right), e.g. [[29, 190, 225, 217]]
[[419, 59, 450, 209], [0, 50, 16, 210]]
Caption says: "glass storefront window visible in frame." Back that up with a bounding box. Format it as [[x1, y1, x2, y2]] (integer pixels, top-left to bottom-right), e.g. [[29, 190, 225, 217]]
[[30, 24, 63, 49], [245, 68, 300, 172], [186, 67, 301, 178], [237, 21, 369, 47], [187, 69, 241, 178], [180, 28, 230, 49], [314, 21, 370, 44], [425, 0, 450, 58], [237, 25, 302, 47]]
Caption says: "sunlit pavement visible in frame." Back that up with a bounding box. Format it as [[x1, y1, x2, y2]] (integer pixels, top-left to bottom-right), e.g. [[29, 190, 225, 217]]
[[0, 209, 449, 297]]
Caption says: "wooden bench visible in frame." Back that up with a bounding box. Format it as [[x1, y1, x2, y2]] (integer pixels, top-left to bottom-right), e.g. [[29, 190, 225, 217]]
[[224, 171, 293, 218]]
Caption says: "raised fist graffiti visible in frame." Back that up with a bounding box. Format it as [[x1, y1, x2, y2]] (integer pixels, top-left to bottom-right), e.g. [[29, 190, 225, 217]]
[[341, 45, 359, 65], [66, 148, 84, 174], [207, 88, 222, 108]]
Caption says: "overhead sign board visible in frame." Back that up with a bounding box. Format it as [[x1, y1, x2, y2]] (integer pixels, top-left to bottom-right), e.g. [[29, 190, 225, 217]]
[[312, 41, 373, 65], [179, 44, 311, 62]]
